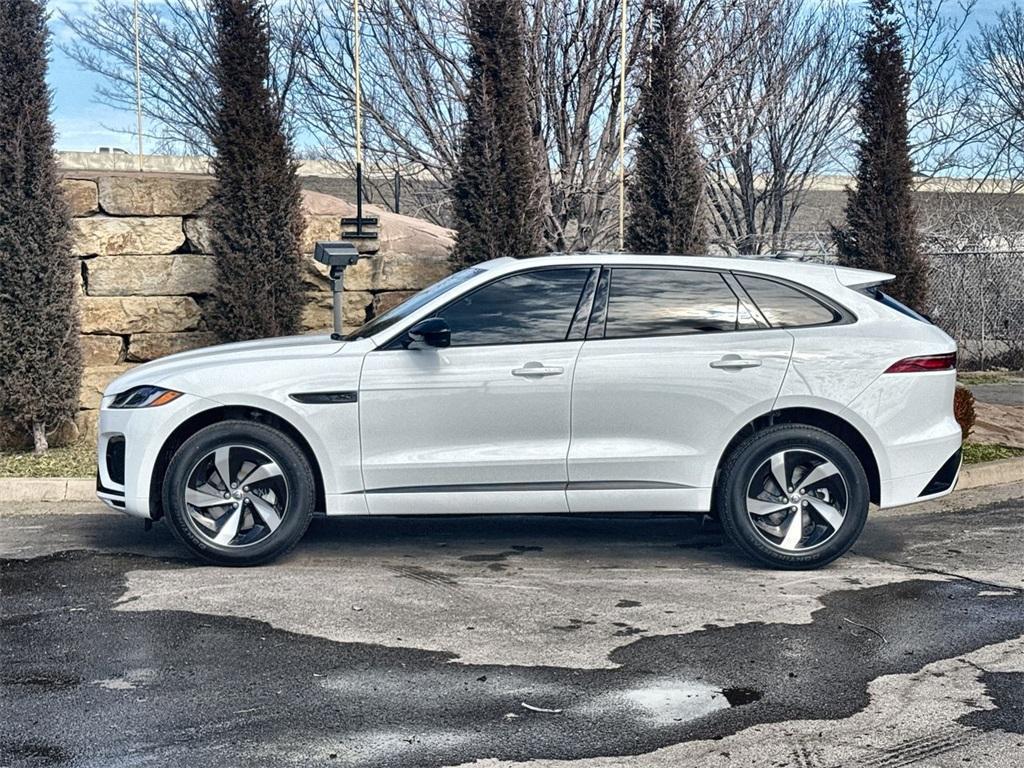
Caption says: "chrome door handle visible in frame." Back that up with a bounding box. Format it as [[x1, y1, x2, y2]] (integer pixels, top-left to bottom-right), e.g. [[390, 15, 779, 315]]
[[512, 362, 564, 377], [710, 355, 762, 370]]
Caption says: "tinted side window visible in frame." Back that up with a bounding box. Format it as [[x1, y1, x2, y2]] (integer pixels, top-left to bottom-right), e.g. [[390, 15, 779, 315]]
[[736, 275, 839, 328], [604, 269, 749, 338], [864, 286, 931, 324], [439, 268, 591, 346]]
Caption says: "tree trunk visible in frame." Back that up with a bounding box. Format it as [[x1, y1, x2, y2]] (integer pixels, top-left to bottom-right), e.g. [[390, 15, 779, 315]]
[[32, 420, 49, 456]]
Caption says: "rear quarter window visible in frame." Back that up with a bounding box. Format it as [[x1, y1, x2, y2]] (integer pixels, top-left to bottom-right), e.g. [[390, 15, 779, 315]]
[[863, 286, 932, 324], [735, 274, 841, 328]]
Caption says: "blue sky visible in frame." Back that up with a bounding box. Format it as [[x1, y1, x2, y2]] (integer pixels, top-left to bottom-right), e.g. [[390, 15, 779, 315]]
[[45, 0, 1011, 153]]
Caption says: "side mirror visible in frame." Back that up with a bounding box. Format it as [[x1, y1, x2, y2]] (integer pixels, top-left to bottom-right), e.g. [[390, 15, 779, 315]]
[[406, 317, 451, 348]]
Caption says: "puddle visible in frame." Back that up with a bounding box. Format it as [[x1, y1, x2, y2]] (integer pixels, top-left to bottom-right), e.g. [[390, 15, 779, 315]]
[[3, 551, 1024, 768], [618, 682, 730, 725], [722, 687, 763, 706], [1, 672, 80, 691], [5, 741, 70, 765], [459, 545, 543, 562]]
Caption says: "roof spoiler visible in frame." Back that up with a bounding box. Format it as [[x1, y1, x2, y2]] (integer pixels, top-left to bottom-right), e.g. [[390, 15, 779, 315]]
[[834, 266, 894, 289]]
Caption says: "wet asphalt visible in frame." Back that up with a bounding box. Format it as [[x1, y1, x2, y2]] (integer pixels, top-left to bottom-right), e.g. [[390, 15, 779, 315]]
[[1, 483, 1023, 768]]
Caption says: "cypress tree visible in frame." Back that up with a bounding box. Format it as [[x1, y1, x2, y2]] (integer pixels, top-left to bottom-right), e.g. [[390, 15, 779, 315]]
[[449, 0, 543, 269], [0, 0, 82, 454], [625, 0, 706, 255], [208, 0, 305, 341], [833, 0, 926, 308]]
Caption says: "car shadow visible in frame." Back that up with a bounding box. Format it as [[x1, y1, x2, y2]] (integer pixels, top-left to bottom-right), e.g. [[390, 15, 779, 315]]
[[296, 511, 755, 568], [62, 506, 752, 569]]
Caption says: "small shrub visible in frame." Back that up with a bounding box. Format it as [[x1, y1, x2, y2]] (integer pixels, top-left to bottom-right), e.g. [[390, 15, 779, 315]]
[[953, 385, 976, 442]]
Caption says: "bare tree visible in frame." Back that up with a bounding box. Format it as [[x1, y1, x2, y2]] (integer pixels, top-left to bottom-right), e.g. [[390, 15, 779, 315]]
[[296, 0, 787, 249], [59, 0, 306, 154], [296, 0, 654, 248], [895, 0, 977, 178], [962, 3, 1024, 191], [294, 0, 465, 222], [63, 0, 784, 250], [699, 0, 859, 254], [529, 0, 647, 251]]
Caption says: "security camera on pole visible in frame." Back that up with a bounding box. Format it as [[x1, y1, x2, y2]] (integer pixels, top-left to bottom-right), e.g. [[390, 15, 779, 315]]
[[316, 0, 377, 340]]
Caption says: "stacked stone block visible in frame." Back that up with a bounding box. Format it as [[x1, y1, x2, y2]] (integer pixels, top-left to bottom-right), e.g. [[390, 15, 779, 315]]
[[32, 172, 455, 448]]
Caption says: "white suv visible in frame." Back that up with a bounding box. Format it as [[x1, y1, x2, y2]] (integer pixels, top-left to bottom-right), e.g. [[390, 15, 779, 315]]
[[96, 255, 962, 568]]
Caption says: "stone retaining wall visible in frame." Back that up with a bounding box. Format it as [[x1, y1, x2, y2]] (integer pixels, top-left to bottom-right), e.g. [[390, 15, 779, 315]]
[[5, 172, 454, 449]]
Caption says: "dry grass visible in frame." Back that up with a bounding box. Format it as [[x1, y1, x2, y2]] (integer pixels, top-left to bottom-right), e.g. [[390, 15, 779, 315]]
[[963, 442, 1024, 465], [0, 444, 96, 478]]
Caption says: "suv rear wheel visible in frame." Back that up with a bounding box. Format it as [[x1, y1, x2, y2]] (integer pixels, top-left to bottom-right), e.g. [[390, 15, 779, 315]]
[[162, 420, 315, 566], [715, 424, 869, 569]]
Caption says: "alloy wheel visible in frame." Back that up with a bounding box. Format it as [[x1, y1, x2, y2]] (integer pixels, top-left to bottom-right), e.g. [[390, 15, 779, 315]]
[[745, 448, 849, 552], [183, 444, 289, 548]]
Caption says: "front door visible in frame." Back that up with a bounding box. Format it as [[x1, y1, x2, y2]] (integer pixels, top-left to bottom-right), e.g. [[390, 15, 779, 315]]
[[359, 266, 597, 515]]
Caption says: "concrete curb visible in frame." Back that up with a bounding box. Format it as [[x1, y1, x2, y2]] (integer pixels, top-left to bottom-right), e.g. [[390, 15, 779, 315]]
[[0, 477, 95, 504], [956, 456, 1024, 491]]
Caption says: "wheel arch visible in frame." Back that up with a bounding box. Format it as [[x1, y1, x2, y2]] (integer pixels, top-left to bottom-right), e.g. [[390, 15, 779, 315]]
[[148, 405, 327, 519], [715, 407, 881, 505]]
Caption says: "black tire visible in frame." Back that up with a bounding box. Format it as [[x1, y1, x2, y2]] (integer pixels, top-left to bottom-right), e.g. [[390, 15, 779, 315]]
[[715, 424, 869, 570], [162, 420, 315, 566]]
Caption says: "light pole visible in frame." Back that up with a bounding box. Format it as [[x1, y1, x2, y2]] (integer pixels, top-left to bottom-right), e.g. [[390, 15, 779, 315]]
[[133, 0, 143, 172], [618, 0, 627, 251]]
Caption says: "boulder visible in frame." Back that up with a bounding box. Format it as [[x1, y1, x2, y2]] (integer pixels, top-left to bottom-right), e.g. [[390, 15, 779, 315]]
[[302, 291, 371, 333], [75, 410, 99, 443], [340, 252, 450, 292], [80, 365, 134, 409], [73, 216, 185, 256], [128, 332, 219, 362], [376, 208, 454, 261], [80, 297, 203, 334], [299, 191, 453, 292], [98, 174, 215, 216], [85, 254, 216, 296], [80, 335, 124, 366], [186, 191, 386, 260], [372, 291, 416, 317], [183, 216, 213, 254], [301, 214, 380, 256], [61, 178, 99, 216]]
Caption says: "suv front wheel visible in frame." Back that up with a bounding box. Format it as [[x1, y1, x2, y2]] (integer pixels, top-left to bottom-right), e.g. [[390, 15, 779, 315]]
[[162, 420, 315, 566], [715, 424, 869, 569]]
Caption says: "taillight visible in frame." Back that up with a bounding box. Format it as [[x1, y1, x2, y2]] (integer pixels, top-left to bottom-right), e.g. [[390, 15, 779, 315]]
[[884, 353, 957, 373]]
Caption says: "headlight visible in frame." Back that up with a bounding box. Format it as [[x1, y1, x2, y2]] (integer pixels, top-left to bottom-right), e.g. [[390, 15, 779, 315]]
[[110, 386, 183, 409]]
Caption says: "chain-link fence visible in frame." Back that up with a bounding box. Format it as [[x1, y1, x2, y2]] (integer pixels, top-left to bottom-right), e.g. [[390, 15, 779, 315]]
[[924, 251, 1024, 370]]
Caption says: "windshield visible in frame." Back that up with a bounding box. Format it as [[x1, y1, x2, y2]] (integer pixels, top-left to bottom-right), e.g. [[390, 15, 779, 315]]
[[345, 266, 487, 340]]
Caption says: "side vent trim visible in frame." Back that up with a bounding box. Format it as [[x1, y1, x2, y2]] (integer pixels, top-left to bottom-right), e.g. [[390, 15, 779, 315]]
[[289, 391, 358, 405]]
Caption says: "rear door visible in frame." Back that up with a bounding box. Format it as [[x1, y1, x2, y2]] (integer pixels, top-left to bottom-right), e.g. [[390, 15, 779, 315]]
[[567, 267, 793, 513]]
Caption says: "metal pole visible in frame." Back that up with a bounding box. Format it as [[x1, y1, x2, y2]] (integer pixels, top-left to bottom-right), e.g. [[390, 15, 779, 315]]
[[133, 0, 143, 172], [618, 0, 627, 251], [394, 169, 401, 213], [331, 267, 345, 341], [356, 163, 363, 233], [353, 0, 363, 233]]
